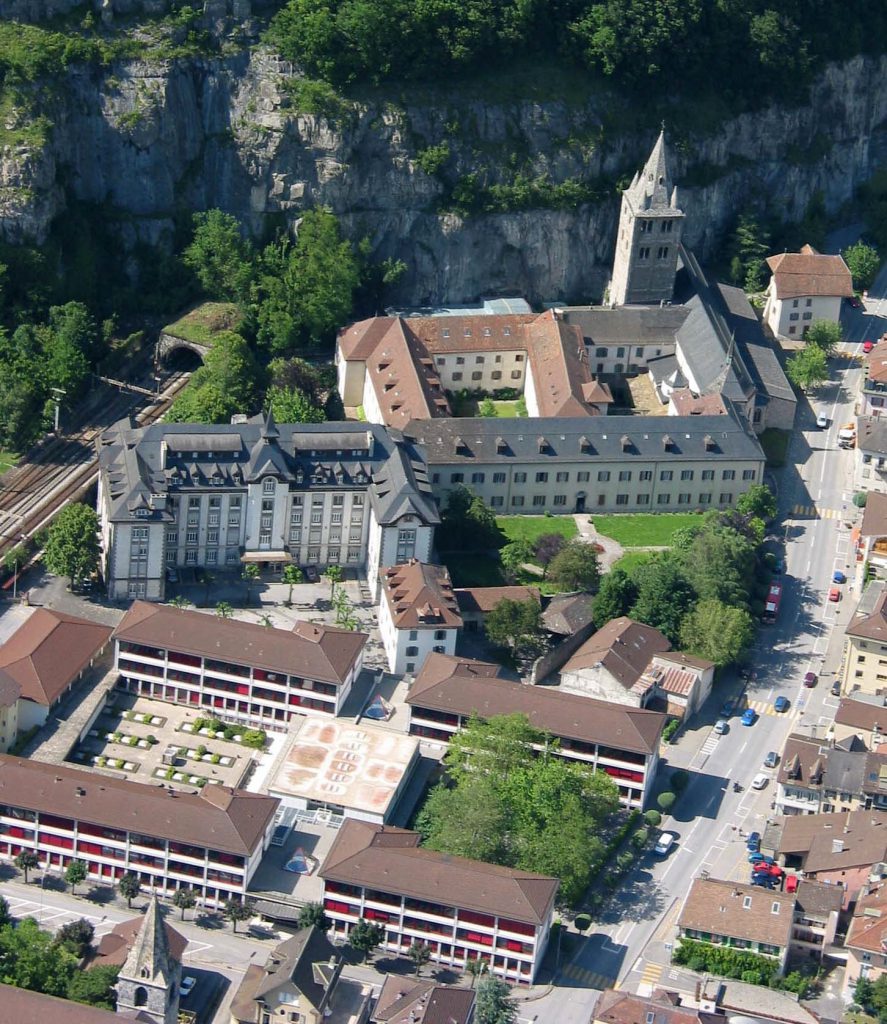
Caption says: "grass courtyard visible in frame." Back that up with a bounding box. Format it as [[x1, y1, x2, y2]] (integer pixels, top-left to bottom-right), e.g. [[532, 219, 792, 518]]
[[450, 396, 524, 417], [496, 515, 579, 546], [591, 513, 701, 548]]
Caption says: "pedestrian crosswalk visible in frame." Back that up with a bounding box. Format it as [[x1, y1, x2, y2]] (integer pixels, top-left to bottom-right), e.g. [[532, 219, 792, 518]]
[[745, 698, 779, 717], [561, 962, 617, 989], [636, 962, 663, 993], [791, 504, 842, 520]]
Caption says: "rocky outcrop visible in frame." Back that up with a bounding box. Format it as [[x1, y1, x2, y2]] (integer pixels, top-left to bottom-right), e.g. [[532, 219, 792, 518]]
[[3, 49, 887, 304]]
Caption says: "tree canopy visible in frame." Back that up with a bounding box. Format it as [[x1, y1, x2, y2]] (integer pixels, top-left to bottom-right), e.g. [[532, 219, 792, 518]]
[[43, 502, 99, 587], [786, 344, 828, 391], [843, 240, 880, 291], [546, 539, 600, 593], [680, 597, 755, 668], [415, 714, 620, 904], [805, 319, 842, 354], [438, 486, 502, 551], [485, 598, 544, 659], [167, 331, 263, 424]]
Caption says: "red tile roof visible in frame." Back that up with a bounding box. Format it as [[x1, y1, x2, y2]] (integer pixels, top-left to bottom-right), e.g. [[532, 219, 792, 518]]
[[113, 601, 366, 685], [846, 882, 887, 955], [91, 914, 188, 967], [0, 983, 145, 1023], [562, 616, 671, 689], [321, 820, 558, 925], [679, 877, 795, 949], [381, 561, 462, 629], [0, 608, 111, 707], [454, 585, 541, 614], [766, 245, 853, 300]]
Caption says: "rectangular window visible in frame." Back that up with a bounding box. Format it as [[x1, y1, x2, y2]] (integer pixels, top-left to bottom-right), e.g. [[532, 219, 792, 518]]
[[657, 494, 671, 505], [185, 550, 197, 566], [618, 470, 631, 482], [208, 512, 219, 526], [452, 372, 463, 381], [328, 548, 340, 563], [493, 472, 506, 484], [514, 472, 527, 483], [189, 497, 201, 509], [450, 473, 464, 484], [536, 472, 548, 483], [802, 312, 812, 321], [595, 348, 608, 358], [577, 472, 590, 483], [512, 496, 525, 507], [475, 355, 485, 364], [207, 529, 219, 545], [742, 469, 756, 480], [637, 494, 650, 505], [310, 511, 322, 526], [289, 529, 301, 544], [206, 549, 218, 565], [660, 470, 673, 481], [471, 473, 485, 484], [186, 530, 198, 545], [491, 371, 502, 380], [701, 469, 714, 481], [638, 246, 650, 260], [263, 479, 275, 494], [789, 312, 799, 321], [722, 469, 735, 481], [490, 496, 504, 507], [678, 493, 691, 504], [553, 495, 566, 506], [166, 531, 178, 545], [471, 371, 482, 381], [680, 469, 693, 481], [455, 357, 464, 365], [657, 246, 669, 259], [532, 495, 545, 506], [511, 370, 522, 379], [792, 299, 799, 308], [805, 298, 812, 307], [556, 471, 569, 482], [616, 494, 629, 506], [699, 493, 712, 505], [639, 470, 652, 481], [227, 548, 239, 564], [720, 493, 733, 504], [598, 471, 610, 482], [514, 352, 523, 361]]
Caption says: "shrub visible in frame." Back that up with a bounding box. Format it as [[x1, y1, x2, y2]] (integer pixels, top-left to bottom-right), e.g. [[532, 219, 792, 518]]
[[574, 913, 592, 932], [662, 718, 680, 743], [206, 718, 223, 733], [96, 756, 106, 767], [241, 729, 266, 749], [196, 744, 207, 758], [191, 716, 206, 731], [854, 491, 868, 508], [616, 850, 635, 871], [196, 777, 206, 787], [644, 810, 662, 827], [657, 791, 676, 812], [632, 827, 649, 848], [210, 753, 221, 765], [165, 767, 175, 780], [112, 732, 123, 743], [125, 710, 135, 720], [146, 735, 158, 745], [671, 769, 690, 793], [223, 726, 237, 740]]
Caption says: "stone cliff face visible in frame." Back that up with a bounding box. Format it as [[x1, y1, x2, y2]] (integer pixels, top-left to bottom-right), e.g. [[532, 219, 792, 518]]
[[3, 50, 887, 304]]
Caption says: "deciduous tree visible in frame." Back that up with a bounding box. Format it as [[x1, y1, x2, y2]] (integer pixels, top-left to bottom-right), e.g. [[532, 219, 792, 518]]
[[805, 319, 842, 354], [408, 941, 432, 975], [57, 918, 95, 957], [843, 241, 880, 291], [630, 557, 695, 644], [786, 344, 828, 392], [546, 540, 600, 593], [298, 902, 331, 931], [223, 898, 254, 933], [14, 849, 39, 884], [117, 872, 140, 909], [680, 598, 755, 668], [475, 974, 518, 1024], [282, 563, 303, 605], [172, 888, 198, 921], [183, 210, 254, 302], [267, 384, 325, 423], [43, 502, 99, 589], [67, 964, 120, 1010], [64, 859, 87, 895], [735, 484, 777, 522], [348, 919, 385, 962], [592, 567, 638, 626], [485, 598, 544, 658]]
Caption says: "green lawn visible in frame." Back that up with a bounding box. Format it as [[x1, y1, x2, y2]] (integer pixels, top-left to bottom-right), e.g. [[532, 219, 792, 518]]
[[591, 513, 702, 547], [162, 302, 243, 347], [496, 515, 579, 546], [0, 448, 19, 475], [450, 397, 523, 418], [610, 550, 656, 575]]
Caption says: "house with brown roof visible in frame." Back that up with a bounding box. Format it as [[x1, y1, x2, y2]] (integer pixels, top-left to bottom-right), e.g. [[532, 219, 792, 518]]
[[774, 809, 887, 904], [320, 820, 558, 984], [371, 977, 475, 1024], [0, 608, 111, 737], [856, 492, 887, 588], [842, 581, 887, 698], [776, 733, 887, 816], [336, 310, 612, 430], [832, 693, 887, 748], [0, 753, 278, 906], [230, 925, 370, 1024], [114, 601, 367, 724], [89, 910, 188, 969], [763, 244, 853, 339], [592, 989, 703, 1024], [378, 561, 462, 675], [677, 878, 797, 973], [559, 617, 714, 717], [843, 880, 887, 999], [0, 982, 156, 1024], [406, 652, 665, 808], [667, 389, 729, 419], [455, 585, 541, 633]]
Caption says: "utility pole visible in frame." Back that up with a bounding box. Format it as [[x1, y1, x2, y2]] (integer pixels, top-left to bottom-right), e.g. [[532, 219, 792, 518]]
[[50, 388, 66, 434]]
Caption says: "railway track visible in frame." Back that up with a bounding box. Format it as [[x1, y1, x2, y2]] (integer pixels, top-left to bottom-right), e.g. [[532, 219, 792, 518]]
[[0, 371, 191, 560]]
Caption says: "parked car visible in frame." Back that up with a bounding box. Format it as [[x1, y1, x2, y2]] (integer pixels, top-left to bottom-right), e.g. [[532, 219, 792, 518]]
[[180, 976, 197, 999], [741, 708, 757, 726], [746, 831, 761, 851], [833, 570, 847, 584], [774, 696, 789, 713], [752, 773, 768, 790], [764, 751, 779, 768], [714, 719, 729, 735], [864, 339, 875, 353], [720, 700, 735, 718], [654, 832, 676, 856], [829, 587, 841, 602], [816, 413, 829, 429], [751, 874, 777, 888], [849, 295, 863, 309], [831, 681, 841, 696], [804, 671, 818, 687], [751, 854, 775, 868], [785, 874, 799, 893]]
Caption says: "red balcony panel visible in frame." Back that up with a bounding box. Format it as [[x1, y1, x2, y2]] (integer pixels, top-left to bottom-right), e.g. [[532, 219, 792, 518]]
[[324, 899, 352, 915], [499, 918, 535, 937], [41, 814, 75, 831], [40, 833, 73, 849], [459, 909, 495, 929]]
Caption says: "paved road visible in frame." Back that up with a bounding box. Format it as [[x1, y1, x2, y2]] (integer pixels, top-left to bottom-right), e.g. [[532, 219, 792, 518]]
[[530, 274, 887, 1022]]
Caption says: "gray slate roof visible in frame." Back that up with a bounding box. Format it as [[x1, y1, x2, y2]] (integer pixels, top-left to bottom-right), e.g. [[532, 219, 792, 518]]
[[405, 408, 765, 465], [563, 305, 687, 348], [97, 418, 439, 528]]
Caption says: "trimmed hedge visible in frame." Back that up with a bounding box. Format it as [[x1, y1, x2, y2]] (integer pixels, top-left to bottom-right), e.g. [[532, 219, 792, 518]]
[[673, 938, 778, 985]]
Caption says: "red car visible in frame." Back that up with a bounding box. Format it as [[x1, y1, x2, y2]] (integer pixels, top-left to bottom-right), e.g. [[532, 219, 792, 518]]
[[829, 587, 841, 603], [864, 340, 875, 354], [804, 672, 817, 687]]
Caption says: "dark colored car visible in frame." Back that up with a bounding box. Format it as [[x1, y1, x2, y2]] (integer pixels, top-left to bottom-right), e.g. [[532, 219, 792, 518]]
[[831, 681, 841, 696], [764, 751, 779, 768], [746, 831, 761, 852], [848, 295, 863, 309], [774, 696, 789, 713], [804, 672, 817, 688], [751, 874, 777, 888], [720, 700, 735, 718]]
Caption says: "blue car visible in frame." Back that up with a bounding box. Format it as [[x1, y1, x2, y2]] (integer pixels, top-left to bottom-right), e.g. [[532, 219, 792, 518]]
[[741, 708, 757, 726], [833, 571, 847, 584], [748, 852, 765, 863], [774, 696, 789, 713], [746, 831, 761, 851], [751, 874, 777, 888]]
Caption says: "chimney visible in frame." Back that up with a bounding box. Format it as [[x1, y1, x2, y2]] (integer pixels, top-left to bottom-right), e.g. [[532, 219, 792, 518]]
[[662, 434, 674, 451], [832, 839, 845, 854], [621, 434, 631, 452]]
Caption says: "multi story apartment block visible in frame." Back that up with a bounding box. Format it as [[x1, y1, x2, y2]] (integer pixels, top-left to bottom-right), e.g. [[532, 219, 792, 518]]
[[97, 413, 439, 602], [861, 339, 887, 418], [843, 581, 887, 696], [113, 601, 366, 727], [320, 820, 558, 984], [763, 244, 853, 339], [406, 409, 765, 516], [843, 881, 887, 999], [336, 308, 613, 431], [405, 653, 665, 807], [775, 733, 887, 816], [0, 755, 278, 906], [378, 561, 462, 675]]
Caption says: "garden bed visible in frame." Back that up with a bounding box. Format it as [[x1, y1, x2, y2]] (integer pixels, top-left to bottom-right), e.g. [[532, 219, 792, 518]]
[[152, 766, 218, 787]]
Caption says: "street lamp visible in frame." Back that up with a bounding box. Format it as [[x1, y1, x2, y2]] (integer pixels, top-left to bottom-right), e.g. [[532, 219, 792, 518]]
[[12, 533, 26, 602]]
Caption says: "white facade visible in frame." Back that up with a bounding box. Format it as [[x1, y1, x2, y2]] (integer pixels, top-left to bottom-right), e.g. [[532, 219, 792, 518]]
[[378, 596, 459, 675], [764, 288, 842, 339]]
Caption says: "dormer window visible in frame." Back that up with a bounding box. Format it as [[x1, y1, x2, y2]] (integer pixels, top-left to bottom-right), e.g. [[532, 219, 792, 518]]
[[263, 478, 275, 494], [134, 508, 149, 518]]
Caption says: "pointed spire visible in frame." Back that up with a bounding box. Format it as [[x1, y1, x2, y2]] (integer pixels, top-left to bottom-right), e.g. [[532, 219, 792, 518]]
[[262, 407, 280, 441], [627, 129, 675, 211], [121, 897, 174, 989]]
